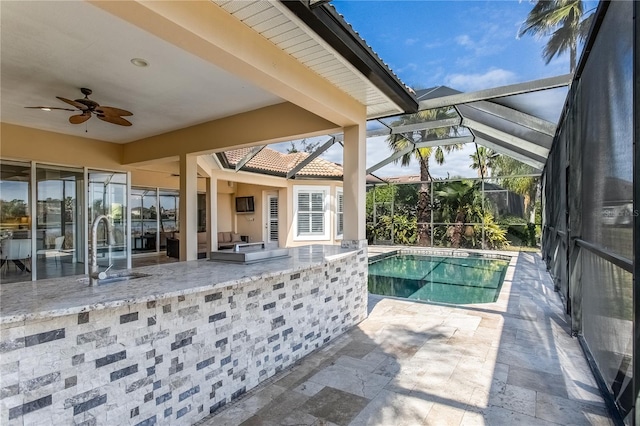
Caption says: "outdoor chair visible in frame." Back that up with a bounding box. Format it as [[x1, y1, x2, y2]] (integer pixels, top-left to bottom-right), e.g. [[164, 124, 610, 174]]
[[1, 238, 32, 273]]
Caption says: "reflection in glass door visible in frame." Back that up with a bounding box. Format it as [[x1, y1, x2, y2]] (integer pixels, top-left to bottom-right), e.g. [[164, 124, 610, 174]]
[[88, 171, 128, 271], [159, 190, 179, 251], [0, 161, 32, 283], [36, 165, 84, 279], [131, 188, 157, 254]]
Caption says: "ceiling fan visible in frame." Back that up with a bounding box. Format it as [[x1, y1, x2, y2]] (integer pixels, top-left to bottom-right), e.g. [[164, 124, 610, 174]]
[[26, 87, 133, 126]]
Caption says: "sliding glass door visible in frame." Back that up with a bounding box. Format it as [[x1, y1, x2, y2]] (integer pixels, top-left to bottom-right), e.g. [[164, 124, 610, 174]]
[[88, 171, 128, 271], [0, 161, 32, 283], [35, 165, 84, 279]]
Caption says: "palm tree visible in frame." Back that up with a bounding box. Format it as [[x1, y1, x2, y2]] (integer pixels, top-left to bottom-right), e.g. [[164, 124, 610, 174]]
[[519, 0, 594, 72], [492, 155, 539, 221], [386, 107, 462, 245], [469, 146, 498, 178], [435, 180, 483, 248]]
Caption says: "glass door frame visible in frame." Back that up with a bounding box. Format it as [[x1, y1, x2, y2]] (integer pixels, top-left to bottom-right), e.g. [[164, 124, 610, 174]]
[[1, 159, 131, 281], [87, 169, 131, 272]]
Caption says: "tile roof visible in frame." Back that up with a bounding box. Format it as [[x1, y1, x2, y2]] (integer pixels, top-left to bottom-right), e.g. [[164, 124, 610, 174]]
[[222, 147, 343, 178]]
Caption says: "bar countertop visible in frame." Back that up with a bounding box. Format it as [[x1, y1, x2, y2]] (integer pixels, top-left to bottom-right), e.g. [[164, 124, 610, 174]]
[[0, 245, 361, 324]]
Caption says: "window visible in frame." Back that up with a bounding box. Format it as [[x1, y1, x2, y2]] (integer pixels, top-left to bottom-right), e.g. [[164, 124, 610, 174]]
[[336, 188, 344, 239], [294, 186, 329, 241]]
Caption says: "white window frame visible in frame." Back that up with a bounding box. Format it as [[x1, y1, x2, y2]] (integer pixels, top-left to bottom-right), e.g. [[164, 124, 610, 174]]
[[293, 185, 330, 241], [335, 187, 344, 240]]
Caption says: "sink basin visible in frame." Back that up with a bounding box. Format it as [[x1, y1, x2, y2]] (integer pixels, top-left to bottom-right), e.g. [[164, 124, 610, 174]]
[[77, 272, 151, 286]]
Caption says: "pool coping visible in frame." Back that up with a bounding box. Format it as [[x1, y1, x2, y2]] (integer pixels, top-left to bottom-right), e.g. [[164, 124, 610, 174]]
[[368, 247, 514, 263], [367, 248, 518, 308]]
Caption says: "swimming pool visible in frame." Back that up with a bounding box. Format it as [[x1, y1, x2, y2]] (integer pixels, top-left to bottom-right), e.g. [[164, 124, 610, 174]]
[[368, 254, 509, 304]]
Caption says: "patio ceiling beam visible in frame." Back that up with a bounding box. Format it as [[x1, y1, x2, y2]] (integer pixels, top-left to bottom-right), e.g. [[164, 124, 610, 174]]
[[390, 117, 461, 135], [235, 145, 266, 172], [461, 101, 557, 136], [462, 118, 551, 157], [122, 102, 340, 165], [474, 137, 546, 170], [417, 74, 572, 110], [286, 137, 335, 179], [366, 135, 473, 174]]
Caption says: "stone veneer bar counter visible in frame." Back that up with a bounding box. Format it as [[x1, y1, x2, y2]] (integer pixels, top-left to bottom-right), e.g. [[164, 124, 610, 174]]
[[0, 245, 368, 425]]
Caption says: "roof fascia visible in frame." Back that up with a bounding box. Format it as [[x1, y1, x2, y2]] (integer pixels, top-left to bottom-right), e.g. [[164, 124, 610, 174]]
[[280, 0, 418, 114]]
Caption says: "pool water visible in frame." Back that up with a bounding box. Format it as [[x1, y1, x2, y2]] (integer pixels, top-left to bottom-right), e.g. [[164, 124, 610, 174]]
[[368, 254, 509, 304]]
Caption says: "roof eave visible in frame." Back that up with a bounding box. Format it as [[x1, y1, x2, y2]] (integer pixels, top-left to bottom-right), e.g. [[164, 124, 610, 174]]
[[280, 0, 418, 115]]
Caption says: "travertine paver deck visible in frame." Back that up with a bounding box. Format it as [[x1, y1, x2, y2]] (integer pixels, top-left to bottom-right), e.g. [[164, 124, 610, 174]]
[[198, 252, 613, 425]]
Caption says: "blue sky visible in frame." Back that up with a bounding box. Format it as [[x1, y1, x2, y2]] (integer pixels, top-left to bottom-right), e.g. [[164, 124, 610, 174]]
[[333, 0, 574, 91], [275, 1, 596, 179]]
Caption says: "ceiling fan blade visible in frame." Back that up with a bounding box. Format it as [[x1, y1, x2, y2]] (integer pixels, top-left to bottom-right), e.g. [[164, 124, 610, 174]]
[[25, 106, 76, 111], [69, 113, 91, 124], [95, 106, 133, 117], [97, 114, 132, 126], [56, 96, 88, 110]]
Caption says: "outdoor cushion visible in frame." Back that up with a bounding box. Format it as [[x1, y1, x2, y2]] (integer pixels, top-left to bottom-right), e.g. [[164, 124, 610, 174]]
[[222, 232, 232, 243], [231, 233, 243, 242]]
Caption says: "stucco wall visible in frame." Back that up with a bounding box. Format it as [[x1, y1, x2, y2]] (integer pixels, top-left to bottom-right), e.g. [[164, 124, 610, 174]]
[[217, 193, 233, 232]]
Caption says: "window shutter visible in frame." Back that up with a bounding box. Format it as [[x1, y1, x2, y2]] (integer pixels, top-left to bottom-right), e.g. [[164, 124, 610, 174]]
[[311, 212, 324, 233], [294, 187, 328, 239], [298, 213, 310, 234], [311, 192, 323, 212], [298, 192, 310, 210]]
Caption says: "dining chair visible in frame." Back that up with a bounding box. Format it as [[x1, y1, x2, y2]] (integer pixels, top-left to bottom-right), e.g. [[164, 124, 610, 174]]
[[53, 236, 65, 266], [1, 239, 32, 273]]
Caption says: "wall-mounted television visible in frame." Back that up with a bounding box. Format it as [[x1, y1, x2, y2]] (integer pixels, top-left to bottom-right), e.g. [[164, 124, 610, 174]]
[[235, 196, 255, 213]]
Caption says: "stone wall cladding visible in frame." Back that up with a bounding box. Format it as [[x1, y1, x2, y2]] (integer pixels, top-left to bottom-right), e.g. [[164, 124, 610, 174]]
[[0, 250, 368, 425]]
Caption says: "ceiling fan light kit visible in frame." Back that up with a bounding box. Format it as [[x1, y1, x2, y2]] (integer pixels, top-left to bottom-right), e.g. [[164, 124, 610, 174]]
[[25, 87, 133, 126]]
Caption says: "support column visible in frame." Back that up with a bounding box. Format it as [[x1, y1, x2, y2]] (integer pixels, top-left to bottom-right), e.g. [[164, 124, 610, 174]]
[[207, 176, 218, 253], [179, 153, 198, 261], [342, 124, 367, 249]]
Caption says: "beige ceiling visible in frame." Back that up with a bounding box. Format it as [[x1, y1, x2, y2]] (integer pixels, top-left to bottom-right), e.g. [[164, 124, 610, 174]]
[[0, 1, 284, 144]]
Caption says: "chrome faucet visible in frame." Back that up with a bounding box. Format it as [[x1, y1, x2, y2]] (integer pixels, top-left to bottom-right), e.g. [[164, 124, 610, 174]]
[[89, 215, 115, 286]]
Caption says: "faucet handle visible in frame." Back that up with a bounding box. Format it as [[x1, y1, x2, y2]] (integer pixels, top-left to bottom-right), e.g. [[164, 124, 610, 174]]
[[98, 264, 113, 280]]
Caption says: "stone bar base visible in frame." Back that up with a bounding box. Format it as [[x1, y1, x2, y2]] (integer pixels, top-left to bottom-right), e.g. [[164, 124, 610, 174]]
[[0, 250, 367, 425]]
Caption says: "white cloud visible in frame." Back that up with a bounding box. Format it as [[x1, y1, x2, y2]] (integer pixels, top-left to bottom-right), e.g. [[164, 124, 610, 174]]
[[396, 62, 418, 74], [423, 40, 445, 49], [444, 68, 517, 92], [405, 38, 419, 46], [455, 34, 472, 47], [454, 28, 508, 58]]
